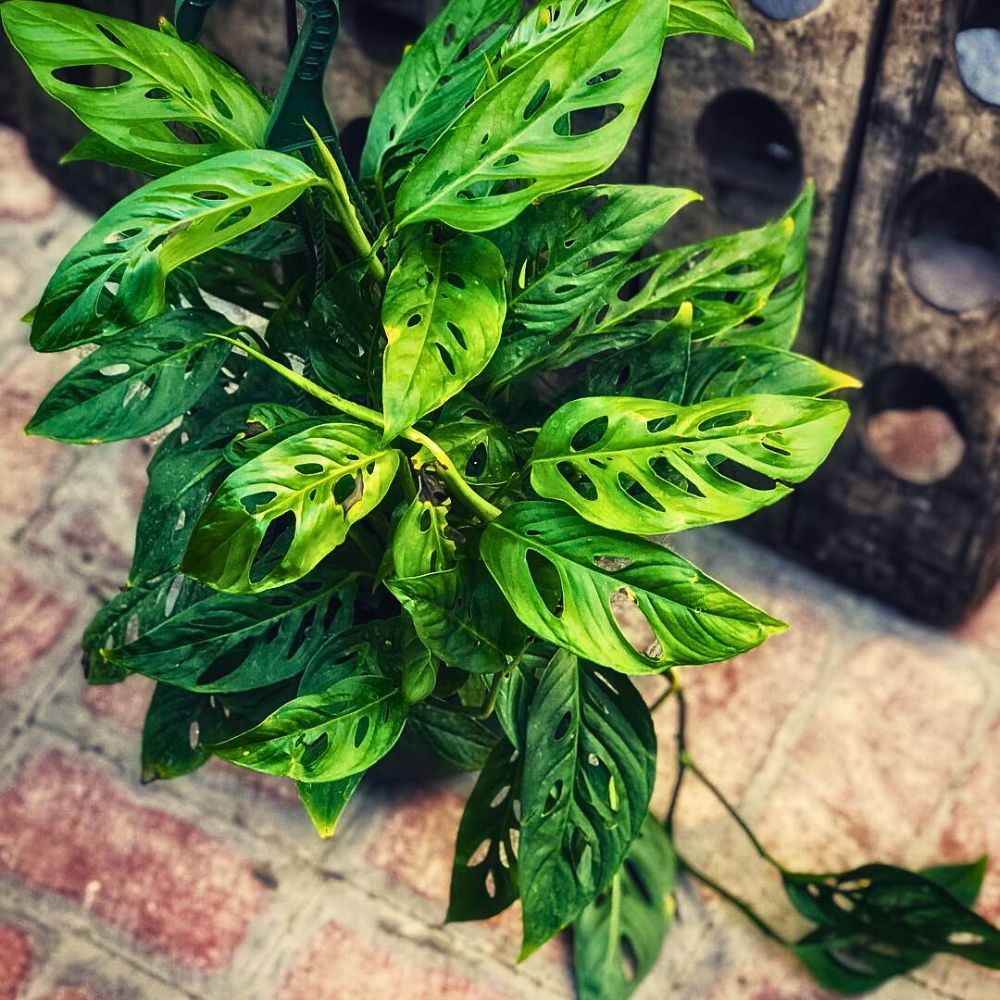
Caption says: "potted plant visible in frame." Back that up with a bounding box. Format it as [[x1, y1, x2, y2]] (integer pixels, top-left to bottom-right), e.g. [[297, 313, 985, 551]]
[[3, 0, 998, 996]]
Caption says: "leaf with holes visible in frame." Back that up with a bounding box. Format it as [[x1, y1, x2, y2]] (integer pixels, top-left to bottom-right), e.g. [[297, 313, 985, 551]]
[[62, 131, 171, 177], [1, 1, 269, 174], [108, 573, 355, 692], [26, 309, 234, 443], [785, 861, 1000, 994], [210, 674, 408, 782], [381, 230, 507, 440], [297, 773, 365, 838], [664, 0, 754, 50], [141, 682, 218, 781], [573, 815, 677, 1000], [481, 501, 786, 673], [484, 184, 698, 386], [388, 494, 458, 580], [529, 394, 849, 535], [362, 0, 521, 197], [30, 150, 324, 352], [183, 421, 400, 593], [408, 701, 499, 772], [519, 651, 656, 956], [394, 0, 665, 232], [448, 736, 523, 922]]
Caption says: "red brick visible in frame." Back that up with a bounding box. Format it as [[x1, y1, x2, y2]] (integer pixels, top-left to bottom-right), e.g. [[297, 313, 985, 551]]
[[755, 637, 989, 869], [0, 566, 75, 694], [281, 921, 509, 1000], [0, 750, 269, 971], [0, 922, 33, 1000], [82, 675, 154, 732], [0, 126, 58, 221], [36, 990, 107, 1000]]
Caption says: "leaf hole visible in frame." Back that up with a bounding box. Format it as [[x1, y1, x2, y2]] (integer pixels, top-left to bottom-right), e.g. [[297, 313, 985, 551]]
[[354, 714, 370, 749], [554, 711, 573, 741], [543, 779, 563, 816], [295, 462, 324, 476], [523, 80, 551, 120], [610, 588, 661, 660], [526, 549, 563, 618], [570, 416, 608, 452]]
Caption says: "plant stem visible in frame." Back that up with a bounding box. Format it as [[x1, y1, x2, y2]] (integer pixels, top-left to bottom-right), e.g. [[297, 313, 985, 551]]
[[664, 685, 688, 836], [649, 670, 679, 713], [675, 849, 789, 946], [214, 335, 500, 523], [305, 122, 386, 282]]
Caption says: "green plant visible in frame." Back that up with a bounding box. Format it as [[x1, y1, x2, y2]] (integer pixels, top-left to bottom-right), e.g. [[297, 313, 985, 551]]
[[4, 0, 998, 996]]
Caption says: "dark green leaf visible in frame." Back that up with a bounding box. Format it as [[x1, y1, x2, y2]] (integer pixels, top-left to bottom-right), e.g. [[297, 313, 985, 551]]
[[408, 700, 499, 772], [519, 651, 656, 956], [141, 682, 216, 781]]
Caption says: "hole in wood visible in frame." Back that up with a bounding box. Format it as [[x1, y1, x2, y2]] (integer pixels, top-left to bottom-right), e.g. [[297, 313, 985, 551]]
[[901, 170, 1000, 313], [956, 0, 1000, 106], [695, 89, 803, 225], [749, 0, 824, 18], [347, 0, 425, 66], [862, 364, 966, 485]]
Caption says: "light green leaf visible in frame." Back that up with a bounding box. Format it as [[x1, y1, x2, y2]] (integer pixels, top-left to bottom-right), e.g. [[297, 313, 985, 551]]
[[394, 0, 665, 232], [26, 309, 234, 443], [481, 501, 786, 674], [519, 651, 656, 956], [448, 736, 523, 923], [664, 0, 754, 50], [110, 574, 355, 692], [183, 421, 400, 593], [62, 131, 170, 176], [1, 1, 268, 173], [381, 230, 507, 440], [30, 150, 324, 352], [297, 774, 364, 838], [361, 0, 521, 193], [529, 394, 850, 534], [573, 815, 677, 1000], [211, 674, 408, 783]]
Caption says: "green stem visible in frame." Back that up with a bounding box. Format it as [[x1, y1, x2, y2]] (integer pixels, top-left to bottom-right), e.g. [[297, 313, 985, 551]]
[[675, 849, 789, 946], [475, 671, 505, 719], [214, 335, 500, 523], [305, 122, 386, 282]]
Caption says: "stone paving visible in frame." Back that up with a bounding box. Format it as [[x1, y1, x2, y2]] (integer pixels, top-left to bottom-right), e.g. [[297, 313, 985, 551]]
[[0, 125, 997, 999]]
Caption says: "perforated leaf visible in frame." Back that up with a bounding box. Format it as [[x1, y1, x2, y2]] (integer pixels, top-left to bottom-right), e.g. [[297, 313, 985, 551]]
[[394, 0, 665, 232], [211, 674, 408, 783], [573, 815, 677, 1000], [297, 774, 364, 838], [30, 150, 324, 352], [183, 421, 400, 593], [381, 231, 507, 440], [408, 701, 498, 772], [448, 736, 523, 923], [1, 1, 269, 173], [481, 501, 785, 674], [519, 651, 656, 956], [109, 574, 355, 692], [26, 309, 234, 443], [362, 0, 521, 194], [664, 0, 754, 50], [141, 683, 215, 781], [530, 394, 849, 534]]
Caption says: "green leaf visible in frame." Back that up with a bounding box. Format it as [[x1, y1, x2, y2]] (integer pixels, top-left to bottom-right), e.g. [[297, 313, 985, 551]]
[[296, 773, 364, 838], [484, 184, 698, 386], [581, 324, 692, 404], [62, 131, 170, 176], [26, 309, 233, 443], [529, 394, 849, 535], [448, 736, 523, 923], [785, 861, 1000, 995], [394, 0, 665, 232], [361, 0, 521, 194], [683, 345, 861, 403], [30, 150, 324, 352], [408, 701, 499, 772], [299, 621, 403, 696], [573, 815, 677, 1000], [519, 651, 656, 956], [141, 682, 216, 781], [481, 501, 786, 674], [183, 421, 400, 593], [110, 574, 354, 692], [1, 1, 268, 173], [664, 0, 754, 51], [210, 674, 408, 782], [381, 230, 507, 440]]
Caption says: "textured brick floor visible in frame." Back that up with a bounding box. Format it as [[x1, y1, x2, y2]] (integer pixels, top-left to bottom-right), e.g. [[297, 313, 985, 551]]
[[0, 125, 997, 999]]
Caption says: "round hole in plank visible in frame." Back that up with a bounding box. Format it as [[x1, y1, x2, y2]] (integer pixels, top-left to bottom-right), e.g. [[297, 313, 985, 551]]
[[749, 0, 824, 19], [956, 1, 1000, 106], [901, 170, 1000, 313], [339, 116, 371, 178], [695, 89, 803, 225], [347, 1, 425, 66], [862, 364, 966, 485]]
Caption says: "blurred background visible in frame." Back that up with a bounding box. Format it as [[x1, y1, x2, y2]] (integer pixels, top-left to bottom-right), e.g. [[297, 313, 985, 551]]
[[0, 2, 997, 1000]]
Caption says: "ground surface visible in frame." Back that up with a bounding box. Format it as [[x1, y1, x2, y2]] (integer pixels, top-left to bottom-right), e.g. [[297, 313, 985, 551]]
[[0, 125, 997, 1000]]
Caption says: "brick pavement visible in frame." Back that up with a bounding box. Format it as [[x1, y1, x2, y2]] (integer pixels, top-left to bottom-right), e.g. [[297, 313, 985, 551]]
[[0, 125, 997, 999]]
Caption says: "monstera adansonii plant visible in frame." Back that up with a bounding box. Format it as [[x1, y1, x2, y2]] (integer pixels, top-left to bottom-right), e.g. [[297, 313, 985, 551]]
[[4, 1, 998, 997]]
